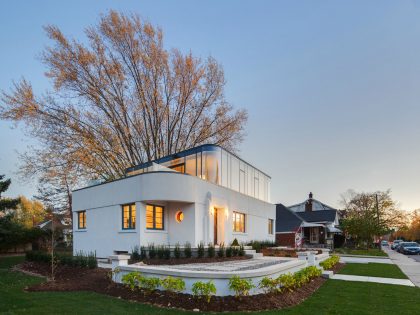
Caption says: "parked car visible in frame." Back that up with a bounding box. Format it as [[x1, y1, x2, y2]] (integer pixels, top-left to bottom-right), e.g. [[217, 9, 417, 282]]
[[381, 240, 389, 247], [398, 242, 420, 255], [391, 240, 403, 250]]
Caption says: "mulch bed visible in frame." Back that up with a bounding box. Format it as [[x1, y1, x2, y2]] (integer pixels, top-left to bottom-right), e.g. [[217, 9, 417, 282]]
[[327, 262, 346, 274], [261, 248, 323, 258], [130, 255, 251, 265], [18, 261, 328, 312]]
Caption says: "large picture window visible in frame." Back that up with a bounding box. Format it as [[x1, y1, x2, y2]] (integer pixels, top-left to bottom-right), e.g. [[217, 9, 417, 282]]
[[268, 219, 274, 235], [233, 211, 245, 233], [122, 204, 136, 230], [77, 211, 86, 229], [146, 204, 164, 230]]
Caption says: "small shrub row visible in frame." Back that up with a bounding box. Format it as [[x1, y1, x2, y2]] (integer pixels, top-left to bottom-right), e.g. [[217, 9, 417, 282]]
[[130, 242, 245, 260], [25, 250, 97, 269], [121, 271, 217, 302], [258, 266, 322, 294], [319, 255, 340, 270], [121, 272, 185, 292]]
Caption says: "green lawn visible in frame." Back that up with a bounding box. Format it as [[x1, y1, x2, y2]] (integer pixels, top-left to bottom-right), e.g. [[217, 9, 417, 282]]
[[338, 263, 408, 279], [333, 248, 388, 257], [1, 256, 420, 315]]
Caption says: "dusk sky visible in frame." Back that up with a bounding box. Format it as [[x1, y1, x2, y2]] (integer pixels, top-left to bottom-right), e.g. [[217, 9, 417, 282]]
[[1, 0, 420, 211]]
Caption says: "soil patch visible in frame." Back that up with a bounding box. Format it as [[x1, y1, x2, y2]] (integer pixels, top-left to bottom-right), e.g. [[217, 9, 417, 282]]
[[327, 262, 346, 274], [262, 248, 323, 258], [130, 255, 251, 265], [19, 261, 327, 312]]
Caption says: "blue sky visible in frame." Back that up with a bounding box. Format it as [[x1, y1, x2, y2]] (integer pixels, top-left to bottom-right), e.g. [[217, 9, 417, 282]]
[[1, 0, 420, 210]]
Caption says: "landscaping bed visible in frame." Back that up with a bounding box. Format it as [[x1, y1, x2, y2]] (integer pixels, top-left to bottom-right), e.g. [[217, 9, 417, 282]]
[[333, 248, 387, 257], [130, 255, 251, 265], [261, 248, 323, 258], [19, 261, 327, 312]]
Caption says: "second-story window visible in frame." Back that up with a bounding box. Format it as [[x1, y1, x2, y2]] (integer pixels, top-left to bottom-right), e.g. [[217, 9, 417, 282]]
[[78, 211, 86, 229], [122, 204, 136, 229]]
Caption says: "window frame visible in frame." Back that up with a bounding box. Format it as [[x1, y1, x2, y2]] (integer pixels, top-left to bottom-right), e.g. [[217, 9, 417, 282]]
[[77, 210, 86, 229], [122, 203, 136, 230], [268, 219, 274, 235], [233, 211, 246, 233], [146, 204, 165, 230]]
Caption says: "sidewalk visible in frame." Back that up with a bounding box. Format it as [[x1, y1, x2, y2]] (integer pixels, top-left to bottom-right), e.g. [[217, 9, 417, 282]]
[[331, 274, 415, 287], [339, 256, 393, 264], [383, 247, 420, 287]]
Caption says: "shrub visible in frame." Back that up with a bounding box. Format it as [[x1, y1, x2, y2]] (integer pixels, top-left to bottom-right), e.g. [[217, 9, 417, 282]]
[[232, 246, 239, 256], [238, 244, 245, 256], [121, 271, 141, 291], [258, 277, 279, 294], [207, 243, 215, 258], [319, 255, 340, 270], [161, 276, 186, 293], [131, 246, 141, 261], [277, 273, 296, 292], [231, 238, 240, 246], [164, 246, 171, 260], [228, 276, 255, 297], [140, 246, 147, 260], [248, 240, 276, 253], [250, 241, 261, 253], [157, 245, 165, 259], [138, 276, 161, 293], [148, 243, 156, 259], [218, 244, 225, 257], [184, 242, 192, 258], [87, 251, 97, 269], [174, 243, 181, 259], [192, 281, 217, 303], [294, 269, 310, 287], [226, 246, 233, 257], [197, 242, 205, 258]]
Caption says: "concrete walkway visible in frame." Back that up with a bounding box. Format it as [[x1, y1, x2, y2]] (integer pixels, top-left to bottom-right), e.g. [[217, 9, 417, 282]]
[[331, 274, 415, 287], [383, 247, 420, 287]]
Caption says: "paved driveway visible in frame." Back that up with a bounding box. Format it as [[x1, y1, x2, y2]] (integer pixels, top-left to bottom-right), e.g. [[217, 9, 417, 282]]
[[410, 255, 420, 263]]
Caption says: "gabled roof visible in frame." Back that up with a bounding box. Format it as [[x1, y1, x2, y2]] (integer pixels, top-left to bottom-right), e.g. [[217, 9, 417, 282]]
[[297, 210, 337, 223], [288, 198, 337, 212], [276, 204, 304, 232]]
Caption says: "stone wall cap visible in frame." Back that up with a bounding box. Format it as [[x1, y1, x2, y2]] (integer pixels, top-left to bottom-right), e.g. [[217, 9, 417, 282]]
[[109, 254, 131, 260]]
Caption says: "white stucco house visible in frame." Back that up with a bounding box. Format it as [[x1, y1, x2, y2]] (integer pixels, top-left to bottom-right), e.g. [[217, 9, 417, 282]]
[[72, 144, 275, 258]]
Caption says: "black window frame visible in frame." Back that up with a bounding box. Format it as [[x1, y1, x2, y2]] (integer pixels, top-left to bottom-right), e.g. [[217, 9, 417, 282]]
[[268, 219, 274, 235], [77, 211, 86, 229], [146, 204, 165, 230], [122, 203, 136, 230]]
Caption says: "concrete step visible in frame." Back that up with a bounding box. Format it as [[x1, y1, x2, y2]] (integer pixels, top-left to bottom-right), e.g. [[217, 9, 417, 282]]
[[243, 246, 253, 250]]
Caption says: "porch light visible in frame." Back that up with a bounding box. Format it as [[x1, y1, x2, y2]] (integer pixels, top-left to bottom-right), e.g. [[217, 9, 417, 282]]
[[210, 207, 215, 216], [175, 211, 184, 223], [225, 208, 229, 218]]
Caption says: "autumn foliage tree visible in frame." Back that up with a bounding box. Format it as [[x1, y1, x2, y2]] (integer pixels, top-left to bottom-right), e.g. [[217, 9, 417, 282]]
[[0, 11, 247, 209], [340, 190, 407, 248]]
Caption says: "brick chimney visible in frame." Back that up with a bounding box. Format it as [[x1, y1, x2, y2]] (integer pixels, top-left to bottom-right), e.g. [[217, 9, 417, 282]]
[[305, 192, 313, 212]]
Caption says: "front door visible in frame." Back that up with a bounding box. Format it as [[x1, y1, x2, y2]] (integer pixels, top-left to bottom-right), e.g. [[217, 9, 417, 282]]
[[310, 227, 319, 243], [214, 208, 218, 245]]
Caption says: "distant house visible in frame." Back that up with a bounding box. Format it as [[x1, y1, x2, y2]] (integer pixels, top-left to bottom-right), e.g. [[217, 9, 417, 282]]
[[276, 192, 341, 248]]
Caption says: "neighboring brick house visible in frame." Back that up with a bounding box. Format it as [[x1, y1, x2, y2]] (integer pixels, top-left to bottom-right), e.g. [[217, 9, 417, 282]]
[[276, 193, 341, 248]]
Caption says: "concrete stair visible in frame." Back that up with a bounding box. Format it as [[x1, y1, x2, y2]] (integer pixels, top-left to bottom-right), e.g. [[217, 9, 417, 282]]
[[244, 249, 263, 258]]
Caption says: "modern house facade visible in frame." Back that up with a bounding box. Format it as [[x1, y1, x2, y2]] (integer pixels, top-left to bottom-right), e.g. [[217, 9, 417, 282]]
[[276, 193, 341, 248], [72, 144, 275, 258]]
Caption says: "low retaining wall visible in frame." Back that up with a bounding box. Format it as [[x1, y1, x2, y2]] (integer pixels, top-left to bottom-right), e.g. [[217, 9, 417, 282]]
[[110, 251, 329, 296]]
